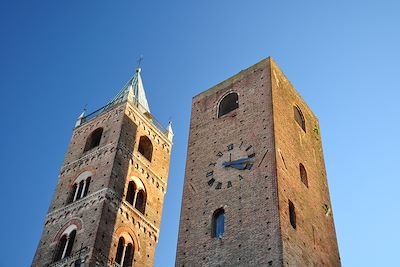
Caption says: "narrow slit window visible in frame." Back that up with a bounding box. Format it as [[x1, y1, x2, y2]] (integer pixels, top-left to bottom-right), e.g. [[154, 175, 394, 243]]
[[213, 208, 225, 238], [289, 200, 296, 229], [299, 163, 308, 187], [293, 106, 306, 132]]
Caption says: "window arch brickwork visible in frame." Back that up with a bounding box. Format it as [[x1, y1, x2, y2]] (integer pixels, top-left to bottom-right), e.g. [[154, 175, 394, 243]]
[[125, 178, 147, 214], [114, 231, 137, 267], [293, 105, 306, 132], [83, 127, 103, 152], [138, 136, 153, 162], [53, 225, 78, 262], [68, 171, 93, 204], [218, 92, 239, 118]]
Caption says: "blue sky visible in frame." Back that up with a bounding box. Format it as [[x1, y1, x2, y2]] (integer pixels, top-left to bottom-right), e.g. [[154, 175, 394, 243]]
[[1, 1, 399, 266]]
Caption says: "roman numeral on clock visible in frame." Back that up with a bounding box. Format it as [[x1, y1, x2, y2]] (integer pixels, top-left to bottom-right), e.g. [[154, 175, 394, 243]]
[[215, 182, 222, 190]]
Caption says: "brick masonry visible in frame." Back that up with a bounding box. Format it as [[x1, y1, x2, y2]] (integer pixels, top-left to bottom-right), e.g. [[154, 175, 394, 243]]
[[32, 100, 172, 267], [175, 58, 340, 266]]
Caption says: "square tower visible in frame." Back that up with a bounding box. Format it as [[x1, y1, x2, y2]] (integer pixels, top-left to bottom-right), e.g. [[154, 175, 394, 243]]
[[32, 68, 173, 267], [176, 58, 340, 266]]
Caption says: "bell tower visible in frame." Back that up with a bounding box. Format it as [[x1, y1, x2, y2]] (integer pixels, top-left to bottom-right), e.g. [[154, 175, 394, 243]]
[[32, 68, 173, 267], [176, 58, 340, 266]]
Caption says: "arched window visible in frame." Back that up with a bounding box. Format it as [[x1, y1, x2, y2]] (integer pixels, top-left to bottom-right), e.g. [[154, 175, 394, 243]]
[[84, 127, 103, 152], [299, 163, 308, 187], [125, 180, 146, 214], [212, 208, 225, 238], [135, 190, 146, 214], [293, 106, 306, 132], [53, 228, 77, 262], [126, 182, 136, 206], [218, 92, 239, 118], [138, 136, 153, 162], [68, 171, 92, 204], [289, 200, 296, 229], [115, 236, 134, 267]]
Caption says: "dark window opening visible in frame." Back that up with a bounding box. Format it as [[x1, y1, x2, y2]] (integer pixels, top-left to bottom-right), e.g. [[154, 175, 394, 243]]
[[135, 190, 146, 214], [54, 235, 67, 262], [53, 229, 76, 263], [115, 237, 125, 265], [123, 243, 134, 267], [213, 208, 225, 238], [83, 177, 91, 197], [126, 182, 136, 206], [289, 200, 296, 229], [76, 180, 84, 201], [218, 93, 239, 118], [65, 230, 76, 257], [125, 181, 146, 214], [115, 237, 134, 267], [138, 136, 153, 162], [299, 163, 308, 187], [84, 128, 103, 152], [67, 184, 77, 204], [294, 106, 306, 132]]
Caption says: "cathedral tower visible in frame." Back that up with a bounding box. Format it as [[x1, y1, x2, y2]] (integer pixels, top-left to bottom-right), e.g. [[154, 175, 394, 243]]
[[33, 68, 173, 267], [176, 58, 340, 266]]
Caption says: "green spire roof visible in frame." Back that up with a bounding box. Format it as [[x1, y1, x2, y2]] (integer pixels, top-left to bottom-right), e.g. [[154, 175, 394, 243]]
[[107, 67, 150, 114]]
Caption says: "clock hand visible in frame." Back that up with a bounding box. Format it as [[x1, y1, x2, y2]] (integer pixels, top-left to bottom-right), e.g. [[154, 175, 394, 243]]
[[222, 157, 253, 169]]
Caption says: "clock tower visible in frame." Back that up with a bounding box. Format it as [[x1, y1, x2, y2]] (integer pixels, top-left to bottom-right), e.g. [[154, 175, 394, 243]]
[[176, 58, 340, 266], [32, 68, 173, 267]]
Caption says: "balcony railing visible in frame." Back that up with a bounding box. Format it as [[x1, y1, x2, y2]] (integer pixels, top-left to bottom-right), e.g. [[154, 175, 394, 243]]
[[80, 98, 167, 136]]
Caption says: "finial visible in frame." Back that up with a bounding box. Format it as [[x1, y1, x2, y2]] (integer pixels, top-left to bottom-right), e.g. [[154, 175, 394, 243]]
[[75, 106, 87, 128], [136, 55, 143, 72], [166, 119, 174, 141]]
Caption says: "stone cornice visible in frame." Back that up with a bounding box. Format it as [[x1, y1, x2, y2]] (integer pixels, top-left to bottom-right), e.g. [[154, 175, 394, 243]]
[[60, 143, 115, 174], [45, 188, 160, 237]]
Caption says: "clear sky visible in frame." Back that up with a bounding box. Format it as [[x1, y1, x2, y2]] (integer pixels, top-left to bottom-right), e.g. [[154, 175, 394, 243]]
[[1, 1, 399, 266]]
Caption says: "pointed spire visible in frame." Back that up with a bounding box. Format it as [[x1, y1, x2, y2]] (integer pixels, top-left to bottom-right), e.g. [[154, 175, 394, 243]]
[[165, 121, 174, 141], [105, 67, 151, 115], [133, 67, 151, 114]]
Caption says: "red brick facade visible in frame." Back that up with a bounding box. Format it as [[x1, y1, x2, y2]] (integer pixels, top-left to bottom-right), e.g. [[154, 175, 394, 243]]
[[176, 58, 340, 266]]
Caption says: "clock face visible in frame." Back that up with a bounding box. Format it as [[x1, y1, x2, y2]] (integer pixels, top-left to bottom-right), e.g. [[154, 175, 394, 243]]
[[205, 141, 256, 190]]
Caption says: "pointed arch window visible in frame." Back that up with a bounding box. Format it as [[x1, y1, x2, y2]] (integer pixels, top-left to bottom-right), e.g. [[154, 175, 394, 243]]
[[125, 181, 146, 214], [115, 237, 134, 267], [299, 163, 308, 187], [53, 228, 77, 262], [293, 106, 306, 132], [84, 127, 103, 152], [138, 136, 153, 162], [218, 92, 239, 118], [212, 208, 225, 238]]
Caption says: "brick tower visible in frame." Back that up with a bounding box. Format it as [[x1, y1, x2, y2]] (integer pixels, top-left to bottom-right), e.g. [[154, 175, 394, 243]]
[[32, 68, 173, 267], [176, 58, 340, 266]]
